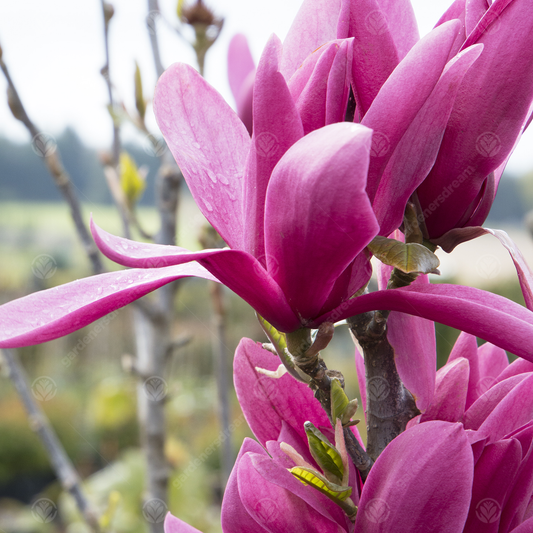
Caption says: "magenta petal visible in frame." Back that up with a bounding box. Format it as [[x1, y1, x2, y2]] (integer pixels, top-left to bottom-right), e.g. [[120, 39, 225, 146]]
[[509, 516, 533, 532], [496, 358, 533, 384], [164, 513, 203, 533], [264, 122, 378, 319], [421, 358, 469, 423], [348, 0, 402, 117], [228, 33, 255, 105], [465, 0, 490, 36], [463, 374, 530, 431], [326, 39, 353, 125], [355, 345, 367, 418], [315, 283, 533, 362], [373, 43, 483, 236], [477, 374, 533, 443], [362, 20, 462, 202], [387, 276, 436, 413], [373, 0, 419, 59], [477, 341, 509, 389], [238, 453, 343, 533], [464, 438, 522, 532], [448, 331, 480, 409], [153, 63, 249, 249], [500, 436, 533, 531], [421, 0, 533, 237], [356, 421, 473, 532], [484, 228, 533, 311], [244, 35, 304, 260], [0, 264, 217, 348], [280, 0, 341, 79], [233, 338, 331, 447], [91, 221, 299, 332], [221, 438, 269, 533]]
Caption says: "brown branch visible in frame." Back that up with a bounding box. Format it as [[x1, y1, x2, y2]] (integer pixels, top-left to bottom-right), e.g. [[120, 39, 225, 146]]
[[347, 311, 419, 462], [286, 328, 373, 480], [0, 46, 105, 276]]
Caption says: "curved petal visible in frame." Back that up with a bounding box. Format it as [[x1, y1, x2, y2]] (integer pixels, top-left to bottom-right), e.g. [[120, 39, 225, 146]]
[[496, 358, 533, 384], [462, 374, 530, 431], [228, 34, 255, 104], [421, 358, 469, 423], [238, 453, 344, 533], [348, 0, 402, 117], [221, 439, 270, 533], [448, 331, 480, 409], [164, 513, 203, 533], [280, 0, 341, 79], [374, 44, 483, 236], [233, 338, 331, 447], [362, 20, 463, 202], [420, 0, 533, 237], [314, 283, 533, 362], [374, 0, 419, 59], [0, 264, 217, 349], [153, 63, 250, 249], [91, 220, 299, 332], [244, 35, 304, 260], [264, 122, 378, 319], [464, 438, 522, 533], [477, 341, 509, 387], [386, 276, 437, 413], [477, 374, 533, 443], [356, 421, 473, 532]]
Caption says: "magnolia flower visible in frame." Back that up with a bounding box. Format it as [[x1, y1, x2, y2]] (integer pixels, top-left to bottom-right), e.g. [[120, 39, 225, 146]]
[[167, 339, 533, 532], [237, 0, 533, 247]]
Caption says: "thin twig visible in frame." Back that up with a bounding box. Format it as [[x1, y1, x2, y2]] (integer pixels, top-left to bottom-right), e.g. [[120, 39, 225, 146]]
[[1, 349, 101, 532], [0, 45, 104, 276]]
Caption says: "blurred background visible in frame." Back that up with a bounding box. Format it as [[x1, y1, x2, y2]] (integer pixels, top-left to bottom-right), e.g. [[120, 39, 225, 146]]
[[0, 0, 532, 531]]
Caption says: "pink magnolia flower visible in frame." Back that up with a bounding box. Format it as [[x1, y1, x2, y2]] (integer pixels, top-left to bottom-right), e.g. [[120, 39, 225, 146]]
[[237, 0, 533, 246], [2, 1, 533, 364], [165, 339, 478, 532]]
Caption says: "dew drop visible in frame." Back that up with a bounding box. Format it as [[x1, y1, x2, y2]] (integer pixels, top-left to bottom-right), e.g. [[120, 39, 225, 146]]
[[207, 169, 217, 183], [193, 142, 201, 149], [203, 199, 214, 212], [218, 174, 229, 185]]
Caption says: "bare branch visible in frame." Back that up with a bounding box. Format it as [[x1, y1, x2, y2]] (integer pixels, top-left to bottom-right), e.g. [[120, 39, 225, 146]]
[[0, 46, 105, 275], [1, 349, 101, 532]]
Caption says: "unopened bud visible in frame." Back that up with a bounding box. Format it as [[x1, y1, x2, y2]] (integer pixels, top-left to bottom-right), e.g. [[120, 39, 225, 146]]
[[103, 2, 115, 23]]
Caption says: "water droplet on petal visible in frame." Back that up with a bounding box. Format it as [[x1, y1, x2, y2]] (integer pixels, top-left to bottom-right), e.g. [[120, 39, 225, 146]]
[[207, 169, 217, 183], [193, 142, 201, 149], [203, 199, 214, 212], [218, 174, 229, 185]]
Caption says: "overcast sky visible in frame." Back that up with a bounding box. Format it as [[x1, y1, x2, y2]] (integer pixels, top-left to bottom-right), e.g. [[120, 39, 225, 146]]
[[0, 0, 531, 174]]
